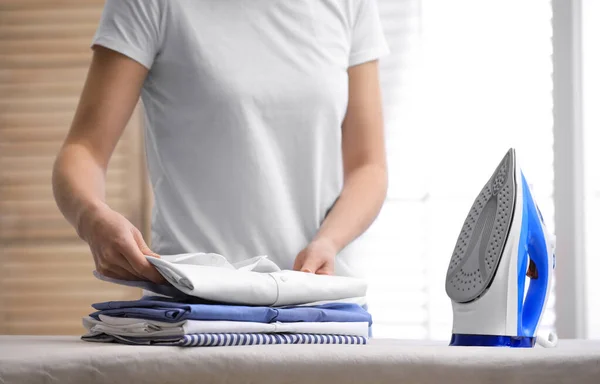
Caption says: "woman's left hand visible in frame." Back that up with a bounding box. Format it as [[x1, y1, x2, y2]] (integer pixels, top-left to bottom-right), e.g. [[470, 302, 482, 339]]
[[293, 238, 337, 275]]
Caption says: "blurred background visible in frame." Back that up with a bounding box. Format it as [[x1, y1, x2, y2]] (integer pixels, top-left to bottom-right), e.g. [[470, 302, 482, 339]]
[[0, 0, 597, 340]]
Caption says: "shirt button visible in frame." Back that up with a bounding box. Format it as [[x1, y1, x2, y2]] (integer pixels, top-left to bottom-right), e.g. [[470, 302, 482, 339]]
[[280, 276, 288, 282]]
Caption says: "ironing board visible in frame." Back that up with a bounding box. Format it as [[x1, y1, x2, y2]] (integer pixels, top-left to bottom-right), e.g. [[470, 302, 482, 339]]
[[1, 336, 599, 383]]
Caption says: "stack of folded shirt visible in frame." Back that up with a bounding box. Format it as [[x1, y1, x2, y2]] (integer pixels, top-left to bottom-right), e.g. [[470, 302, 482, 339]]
[[82, 253, 371, 347]]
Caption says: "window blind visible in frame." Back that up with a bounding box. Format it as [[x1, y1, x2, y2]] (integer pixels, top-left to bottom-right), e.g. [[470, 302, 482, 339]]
[[365, 0, 556, 340], [0, 1, 144, 335]]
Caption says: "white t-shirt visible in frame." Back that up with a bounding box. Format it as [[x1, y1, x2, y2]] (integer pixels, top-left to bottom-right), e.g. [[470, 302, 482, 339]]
[[92, 0, 389, 278]]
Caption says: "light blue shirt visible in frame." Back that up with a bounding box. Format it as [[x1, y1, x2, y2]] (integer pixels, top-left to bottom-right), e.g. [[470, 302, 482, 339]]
[[90, 297, 372, 324]]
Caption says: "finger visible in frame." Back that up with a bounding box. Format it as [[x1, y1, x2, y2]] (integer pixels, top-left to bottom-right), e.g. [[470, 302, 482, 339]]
[[109, 264, 141, 280], [293, 252, 305, 271], [103, 250, 144, 279], [315, 259, 334, 275], [316, 264, 334, 276], [99, 264, 140, 281], [300, 257, 322, 274], [121, 248, 166, 284], [130, 229, 166, 283], [116, 233, 166, 284], [132, 229, 160, 258]]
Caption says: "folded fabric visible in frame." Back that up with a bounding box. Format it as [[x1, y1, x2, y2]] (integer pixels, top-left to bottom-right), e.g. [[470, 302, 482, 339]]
[[148, 256, 367, 306], [282, 296, 368, 308], [93, 254, 276, 299], [95, 253, 367, 306], [83, 315, 370, 338], [82, 332, 368, 347], [90, 297, 372, 324], [93, 271, 186, 299]]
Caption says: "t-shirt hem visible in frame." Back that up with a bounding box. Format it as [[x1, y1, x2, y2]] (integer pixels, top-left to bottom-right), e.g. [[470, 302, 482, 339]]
[[91, 36, 154, 70], [348, 45, 391, 68]]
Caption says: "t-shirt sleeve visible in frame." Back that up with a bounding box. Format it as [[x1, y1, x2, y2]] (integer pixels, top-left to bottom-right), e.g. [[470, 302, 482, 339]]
[[349, 0, 390, 68], [91, 0, 164, 70]]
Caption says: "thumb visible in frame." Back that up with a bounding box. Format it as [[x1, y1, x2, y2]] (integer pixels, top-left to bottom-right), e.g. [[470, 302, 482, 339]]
[[132, 229, 160, 258]]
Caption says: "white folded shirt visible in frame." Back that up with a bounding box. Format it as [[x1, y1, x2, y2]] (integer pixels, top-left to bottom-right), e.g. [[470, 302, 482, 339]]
[[145, 254, 367, 306], [82, 315, 369, 338], [94, 253, 368, 306]]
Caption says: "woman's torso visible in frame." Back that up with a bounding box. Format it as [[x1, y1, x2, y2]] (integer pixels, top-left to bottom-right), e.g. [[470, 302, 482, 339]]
[[93, 0, 386, 277]]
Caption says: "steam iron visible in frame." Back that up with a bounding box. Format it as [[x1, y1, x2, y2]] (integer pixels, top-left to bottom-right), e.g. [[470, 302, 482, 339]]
[[445, 148, 557, 348]]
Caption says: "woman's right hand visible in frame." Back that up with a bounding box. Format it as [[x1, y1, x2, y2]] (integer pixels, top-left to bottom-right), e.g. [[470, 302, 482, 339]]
[[78, 203, 166, 284]]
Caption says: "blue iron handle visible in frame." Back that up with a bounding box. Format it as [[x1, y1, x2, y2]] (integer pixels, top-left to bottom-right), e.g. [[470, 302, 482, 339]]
[[520, 174, 551, 337]]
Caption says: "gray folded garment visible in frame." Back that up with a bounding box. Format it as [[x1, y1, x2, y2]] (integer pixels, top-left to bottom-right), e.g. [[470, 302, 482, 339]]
[[82, 315, 370, 338]]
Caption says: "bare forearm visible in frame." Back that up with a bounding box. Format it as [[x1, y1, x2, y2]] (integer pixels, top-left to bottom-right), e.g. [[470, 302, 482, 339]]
[[52, 143, 108, 238], [293, 61, 386, 274], [314, 163, 387, 253]]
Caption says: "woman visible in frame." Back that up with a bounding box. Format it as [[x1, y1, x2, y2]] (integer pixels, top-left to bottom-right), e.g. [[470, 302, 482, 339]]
[[52, 0, 389, 284]]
